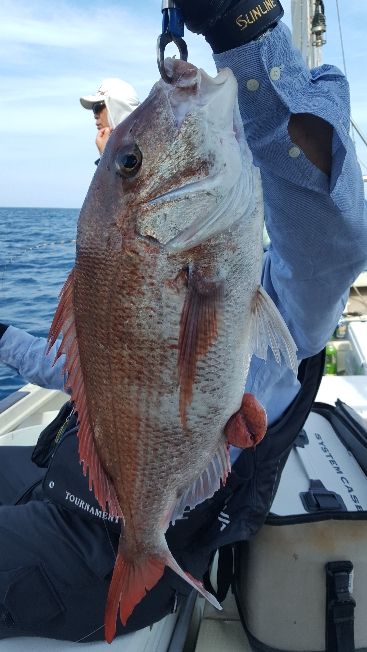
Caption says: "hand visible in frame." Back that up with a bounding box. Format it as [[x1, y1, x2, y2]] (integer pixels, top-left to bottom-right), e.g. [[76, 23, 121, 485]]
[[175, 0, 284, 53], [174, 0, 234, 35], [96, 127, 112, 155]]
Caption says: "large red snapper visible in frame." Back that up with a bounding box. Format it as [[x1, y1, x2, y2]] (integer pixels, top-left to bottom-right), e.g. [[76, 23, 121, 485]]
[[49, 58, 297, 642]]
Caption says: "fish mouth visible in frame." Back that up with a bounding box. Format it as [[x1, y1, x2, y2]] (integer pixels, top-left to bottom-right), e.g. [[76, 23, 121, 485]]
[[147, 94, 245, 212], [149, 63, 243, 208], [144, 62, 255, 253], [148, 172, 221, 207], [164, 58, 231, 92], [164, 60, 237, 130]]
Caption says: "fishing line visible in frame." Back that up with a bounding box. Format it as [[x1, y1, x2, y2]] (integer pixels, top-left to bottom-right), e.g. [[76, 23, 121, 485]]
[[0, 239, 76, 296], [335, 0, 358, 148], [74, 522, 118, 642], [75, 623, 105, 643], [356, 155, 367, 176], [103, 519, 118, 561], [1, 238, 76, 267]]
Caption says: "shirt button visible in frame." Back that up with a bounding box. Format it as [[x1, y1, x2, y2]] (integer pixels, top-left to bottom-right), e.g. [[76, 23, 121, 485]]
[[246, 79, 260, 91], [270, 66, 281, 81], [289, 146, 301, 158]]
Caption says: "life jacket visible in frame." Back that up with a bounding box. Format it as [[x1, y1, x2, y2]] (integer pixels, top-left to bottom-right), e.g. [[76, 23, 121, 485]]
[[32, 349, 325, 569]]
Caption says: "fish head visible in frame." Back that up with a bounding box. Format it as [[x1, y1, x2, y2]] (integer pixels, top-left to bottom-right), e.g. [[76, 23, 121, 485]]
[[78, 58, 256, 253]]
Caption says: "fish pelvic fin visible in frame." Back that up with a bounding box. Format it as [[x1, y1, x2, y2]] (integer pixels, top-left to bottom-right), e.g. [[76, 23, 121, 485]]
[[250, 285, 298, 375], [178, 268, 224, 426], [47, 269, 121, 519], [225, 392, 267, 448], [166, 553, 222, 611], [104, 552, 166, 643]]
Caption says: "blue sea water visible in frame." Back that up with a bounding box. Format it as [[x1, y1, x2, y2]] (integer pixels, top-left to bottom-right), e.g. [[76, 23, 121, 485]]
[[0, 207, 79, 399]]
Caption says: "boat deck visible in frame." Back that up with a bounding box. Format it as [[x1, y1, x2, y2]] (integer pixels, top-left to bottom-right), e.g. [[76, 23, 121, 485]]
[[0, 384, 254, 651], [1, 611, 179, 652], [1, 368, 367, 651], [194, 593, 251, 652]]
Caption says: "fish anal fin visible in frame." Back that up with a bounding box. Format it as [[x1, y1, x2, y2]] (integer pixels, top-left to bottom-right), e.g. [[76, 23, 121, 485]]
[[178, 268, 224, 426], [47, 269, 121, 519], [225, 392, 267, 448], [104, 552, 166, 642], [251, 286, 298, 375], [170, 440, 230, 525]]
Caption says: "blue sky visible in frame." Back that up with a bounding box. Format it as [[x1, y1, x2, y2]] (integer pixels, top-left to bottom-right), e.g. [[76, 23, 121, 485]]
[[0, 0, 366, 208]]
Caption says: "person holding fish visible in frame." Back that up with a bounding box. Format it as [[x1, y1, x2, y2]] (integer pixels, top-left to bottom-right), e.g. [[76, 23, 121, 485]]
[[0, 0, 366, 643]]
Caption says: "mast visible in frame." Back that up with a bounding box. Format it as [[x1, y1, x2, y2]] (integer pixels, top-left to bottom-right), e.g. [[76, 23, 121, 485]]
[[291, 0, 326, 69], [291, 1, 367, 183]]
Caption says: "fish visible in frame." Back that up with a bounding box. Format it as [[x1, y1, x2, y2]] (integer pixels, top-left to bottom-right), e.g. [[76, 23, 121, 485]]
[[48, 58, 297, 642]]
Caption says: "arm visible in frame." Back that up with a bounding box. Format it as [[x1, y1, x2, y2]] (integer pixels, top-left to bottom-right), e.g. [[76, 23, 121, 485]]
[[0, 325, 66, 391], [175, 1, 367, 425], [214, 22, 367, 358]]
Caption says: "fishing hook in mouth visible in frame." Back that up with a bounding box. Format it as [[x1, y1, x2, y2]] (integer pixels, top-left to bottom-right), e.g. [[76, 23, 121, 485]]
[[157, 33, 188, 84]]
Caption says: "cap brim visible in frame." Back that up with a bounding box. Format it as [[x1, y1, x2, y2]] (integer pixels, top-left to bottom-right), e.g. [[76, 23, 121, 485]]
[[80, 94, 102, 109]]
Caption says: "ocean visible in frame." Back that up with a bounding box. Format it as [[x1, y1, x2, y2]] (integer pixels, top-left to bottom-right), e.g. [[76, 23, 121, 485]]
[[0, 207, 79, 400]]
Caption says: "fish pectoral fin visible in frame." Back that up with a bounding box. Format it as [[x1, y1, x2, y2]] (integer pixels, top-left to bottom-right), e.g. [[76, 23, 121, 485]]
[[178, 269, 224, 426], [250, 286, 298, 374], [105, 552, 166, 642], [47, 269, 121, 519], [225, 393, 267, 448], [170, 440, 230, 525]]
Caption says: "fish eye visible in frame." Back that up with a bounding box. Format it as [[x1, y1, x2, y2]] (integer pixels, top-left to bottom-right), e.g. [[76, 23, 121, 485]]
[[115, 145, 143, 178]]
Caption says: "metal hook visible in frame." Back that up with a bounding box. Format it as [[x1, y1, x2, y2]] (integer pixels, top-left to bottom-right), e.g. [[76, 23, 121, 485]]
[[157, 33, 188, 84], [157, 1, 188, 84]]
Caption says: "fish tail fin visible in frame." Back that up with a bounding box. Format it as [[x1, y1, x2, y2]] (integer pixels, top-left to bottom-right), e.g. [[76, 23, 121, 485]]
[[166, 551, 222, 611], [104, 547, 222, 642], [104, 552, 165, 643]]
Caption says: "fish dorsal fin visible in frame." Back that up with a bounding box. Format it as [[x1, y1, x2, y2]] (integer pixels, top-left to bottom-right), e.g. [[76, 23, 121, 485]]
[[48, 269, 121, 518], [170, 439, 230, 525], [250, 285, 298, 374], [178, 269, 224, 426]]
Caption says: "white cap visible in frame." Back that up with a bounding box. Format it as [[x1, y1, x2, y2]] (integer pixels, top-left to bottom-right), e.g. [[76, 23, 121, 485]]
[[80, 78, 140, 129]]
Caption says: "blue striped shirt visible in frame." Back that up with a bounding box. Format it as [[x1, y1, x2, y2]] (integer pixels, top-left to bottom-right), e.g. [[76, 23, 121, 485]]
[[215, 22, 367, 433]]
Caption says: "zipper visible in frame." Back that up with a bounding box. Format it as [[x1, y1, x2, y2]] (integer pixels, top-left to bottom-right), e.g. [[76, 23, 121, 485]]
[[54, 407, 75, 445]]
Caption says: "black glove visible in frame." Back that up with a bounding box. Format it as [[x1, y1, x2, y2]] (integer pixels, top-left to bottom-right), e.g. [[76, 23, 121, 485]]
[[175, 0, 284, 53], [0, 323, 9, 339]]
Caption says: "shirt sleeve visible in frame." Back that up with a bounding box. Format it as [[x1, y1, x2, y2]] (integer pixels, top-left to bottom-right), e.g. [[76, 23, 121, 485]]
[[214, 22, 367, 359], [0, 325, 66, 391]]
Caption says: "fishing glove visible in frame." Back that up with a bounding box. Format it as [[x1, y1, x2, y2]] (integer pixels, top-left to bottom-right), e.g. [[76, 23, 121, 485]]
[[175, 0, 284, 52]]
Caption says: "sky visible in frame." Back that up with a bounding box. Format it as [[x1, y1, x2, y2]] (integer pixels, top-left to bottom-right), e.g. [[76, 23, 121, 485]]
[[0, 0, 366, 208]]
